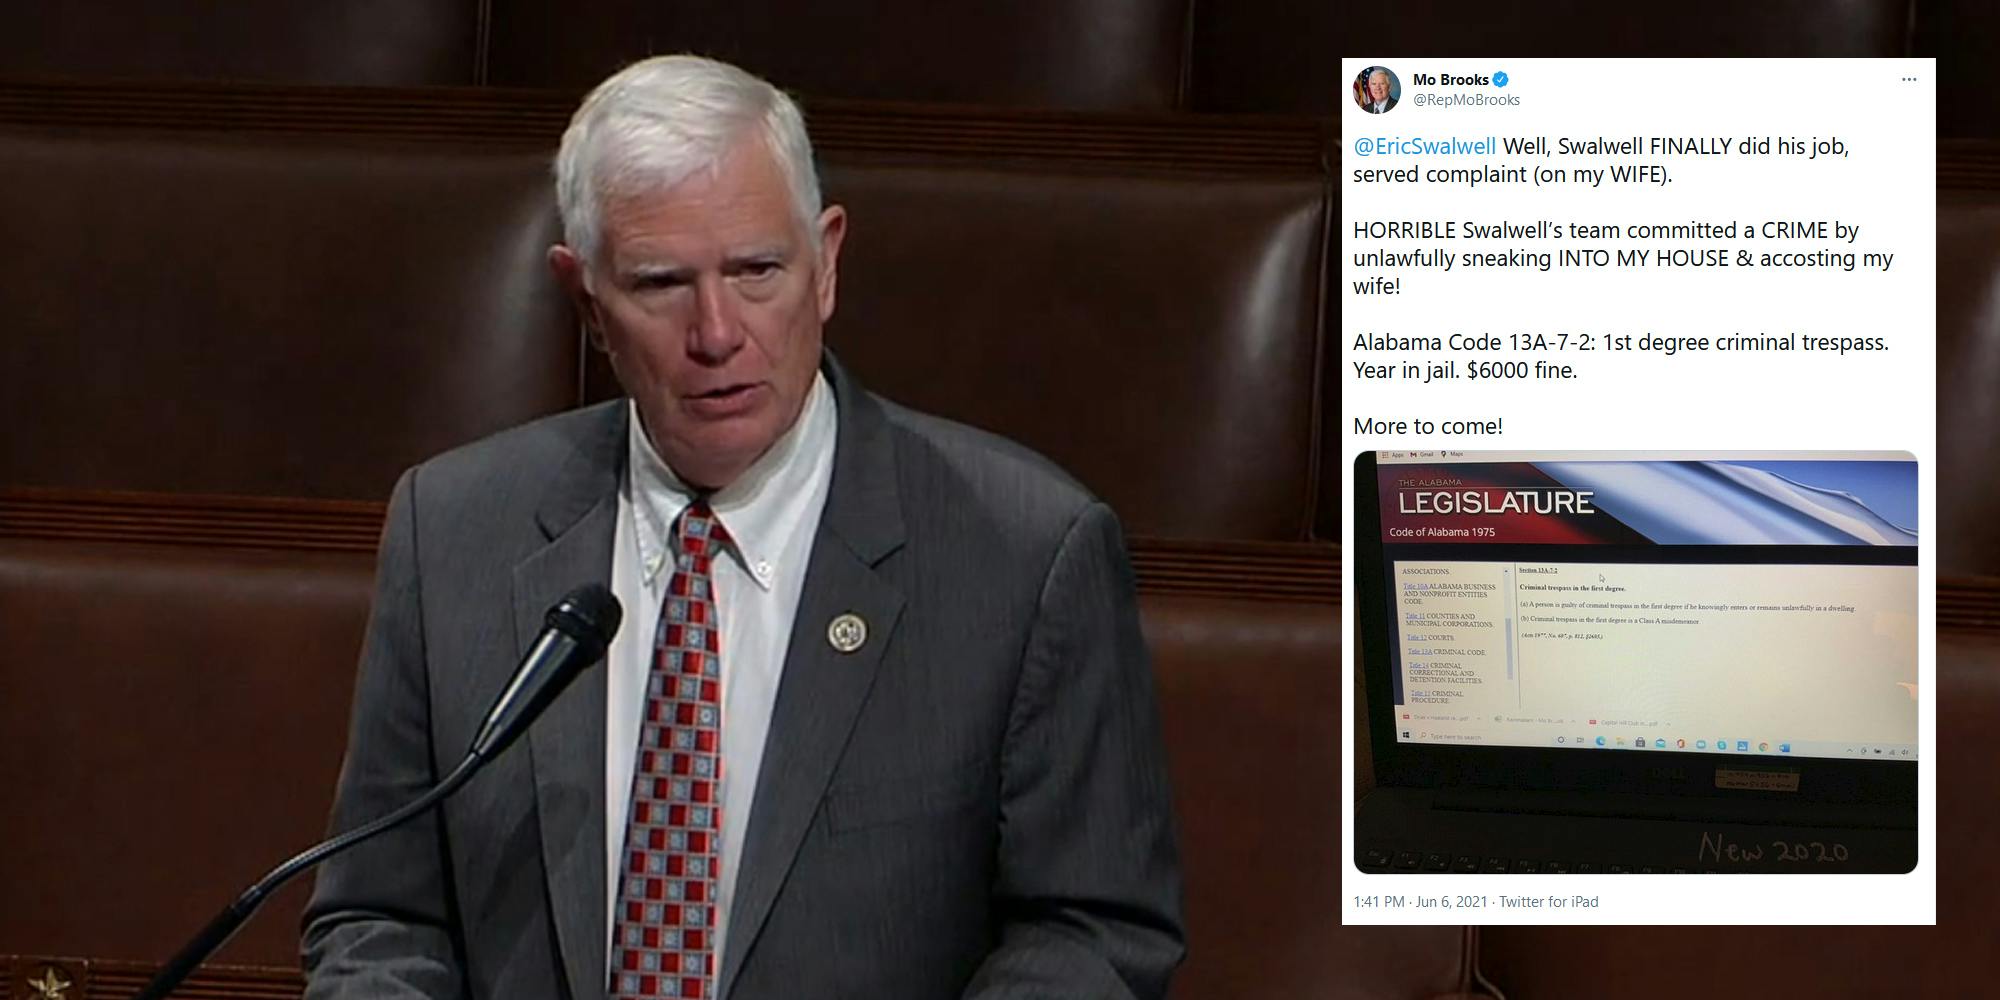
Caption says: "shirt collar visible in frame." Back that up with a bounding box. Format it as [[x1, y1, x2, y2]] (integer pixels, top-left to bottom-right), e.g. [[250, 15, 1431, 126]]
[[626, 371, 835, 592]]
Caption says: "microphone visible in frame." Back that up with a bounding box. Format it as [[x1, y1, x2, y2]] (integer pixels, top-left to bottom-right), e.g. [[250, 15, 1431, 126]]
[[133, 583, 621, 1000], [470, 583, 623, 759]]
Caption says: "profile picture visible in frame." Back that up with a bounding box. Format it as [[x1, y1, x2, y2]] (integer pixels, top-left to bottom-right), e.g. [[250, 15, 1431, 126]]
[[1354, 66, 1400, 114]]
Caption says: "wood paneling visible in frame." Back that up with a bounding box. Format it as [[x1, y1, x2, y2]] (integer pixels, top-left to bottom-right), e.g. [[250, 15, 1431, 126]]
[[0, 489, 1335, 603], [1939, 139, 2000, 189], [1940, 574, 2000, 632], [0, 80, 1328, 175], [5, 956, 300, 1000], [15, 488, 1991, 623], [0, 489, 381, 553]]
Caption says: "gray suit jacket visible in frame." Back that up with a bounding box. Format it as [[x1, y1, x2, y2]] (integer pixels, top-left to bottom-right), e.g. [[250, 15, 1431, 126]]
[[302, 355, 1184, 999]]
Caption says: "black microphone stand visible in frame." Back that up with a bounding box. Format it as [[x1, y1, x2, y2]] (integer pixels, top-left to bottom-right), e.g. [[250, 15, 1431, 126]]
[[133, 582, 619, 999], [131, 751, 484, 1000]]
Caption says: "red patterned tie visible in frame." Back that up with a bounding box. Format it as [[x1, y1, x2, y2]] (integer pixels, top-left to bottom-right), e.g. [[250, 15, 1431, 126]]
[[612, 501, 728, 999]]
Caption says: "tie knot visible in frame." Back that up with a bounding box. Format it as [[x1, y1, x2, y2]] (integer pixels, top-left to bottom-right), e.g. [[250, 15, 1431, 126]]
[[676, 500, 730, 560]]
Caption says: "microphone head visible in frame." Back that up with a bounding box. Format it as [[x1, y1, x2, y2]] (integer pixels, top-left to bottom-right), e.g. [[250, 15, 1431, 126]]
[[464, 584, 621, 762], [546, 583, 622, 653]]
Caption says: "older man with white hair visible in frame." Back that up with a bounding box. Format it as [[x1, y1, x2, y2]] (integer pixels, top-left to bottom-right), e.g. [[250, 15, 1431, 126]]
[[1360, 68, 1397, 113], [302, 55, 1184, 1000]]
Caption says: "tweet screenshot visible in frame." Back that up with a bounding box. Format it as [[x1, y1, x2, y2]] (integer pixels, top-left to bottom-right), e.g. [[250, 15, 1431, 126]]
[[1341, 59, 1935, 926]]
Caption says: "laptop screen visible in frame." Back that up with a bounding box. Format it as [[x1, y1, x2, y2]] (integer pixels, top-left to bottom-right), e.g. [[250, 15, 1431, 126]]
[[1365, 451, 1917, 766]]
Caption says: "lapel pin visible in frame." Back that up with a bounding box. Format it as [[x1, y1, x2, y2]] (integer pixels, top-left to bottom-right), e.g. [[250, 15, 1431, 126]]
[[827, 613, 867, 653]]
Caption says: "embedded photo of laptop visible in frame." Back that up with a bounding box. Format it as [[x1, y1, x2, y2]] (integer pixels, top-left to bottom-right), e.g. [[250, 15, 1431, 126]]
[[1353, 451, 1918, 874]]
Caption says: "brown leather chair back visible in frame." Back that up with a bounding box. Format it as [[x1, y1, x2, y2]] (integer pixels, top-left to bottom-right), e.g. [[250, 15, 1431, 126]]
[[0, 536, 375, 964], [1188, 0, 1909, 114], [0, 0, 477, 85], [0, 125, 576, 500], [820, 160, 1326, 541], [485, 0, 1188, 110], [1939, 188, 2000, 576]]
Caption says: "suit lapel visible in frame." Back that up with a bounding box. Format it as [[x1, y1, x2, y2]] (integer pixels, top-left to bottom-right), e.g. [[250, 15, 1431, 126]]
[[515, 402, 626, 1000], [719, 356, 907, 1000]]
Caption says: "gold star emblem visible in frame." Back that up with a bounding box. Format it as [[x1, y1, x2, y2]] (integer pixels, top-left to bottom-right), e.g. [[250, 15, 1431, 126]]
[[26, 965, 74, 999]]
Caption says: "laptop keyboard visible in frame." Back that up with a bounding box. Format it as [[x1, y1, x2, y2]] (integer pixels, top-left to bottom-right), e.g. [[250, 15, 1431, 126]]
[[1359, 847, 1712, 874]]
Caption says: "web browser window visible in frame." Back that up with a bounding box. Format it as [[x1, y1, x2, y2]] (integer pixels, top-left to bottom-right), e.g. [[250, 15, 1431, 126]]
[[1378, 451, 1916, 763]]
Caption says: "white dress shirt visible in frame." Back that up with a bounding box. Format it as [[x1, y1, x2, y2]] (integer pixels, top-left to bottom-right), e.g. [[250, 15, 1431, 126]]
[[604, 372, 837, 975]]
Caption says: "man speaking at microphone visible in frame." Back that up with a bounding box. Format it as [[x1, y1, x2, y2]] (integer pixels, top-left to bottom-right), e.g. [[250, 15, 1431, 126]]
[[302, 55, 1183, 1000]]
